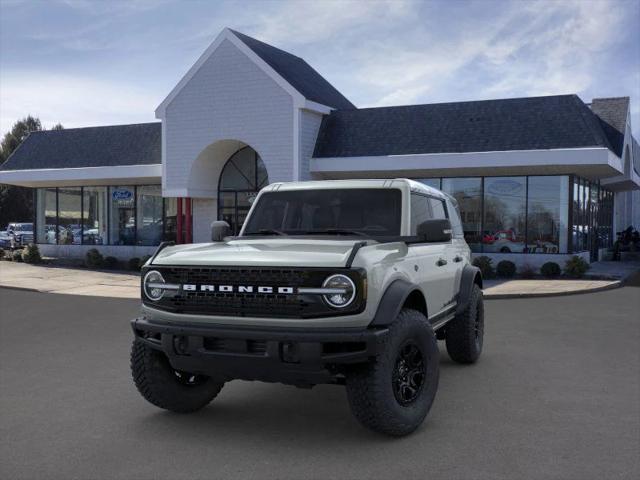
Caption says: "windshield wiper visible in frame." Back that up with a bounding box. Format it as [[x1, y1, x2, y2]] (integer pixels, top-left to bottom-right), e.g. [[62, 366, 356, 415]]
[[245, 229, 288, 236], [302, 229, 368, 237]]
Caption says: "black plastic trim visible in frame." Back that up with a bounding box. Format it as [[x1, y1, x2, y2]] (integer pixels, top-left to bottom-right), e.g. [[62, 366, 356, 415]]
[[131, 317, 388, 385], [148, 241, 175, 265], [455, 265, 482, 316], [346, 241, 367, 268], [369, 279, 423, 327]]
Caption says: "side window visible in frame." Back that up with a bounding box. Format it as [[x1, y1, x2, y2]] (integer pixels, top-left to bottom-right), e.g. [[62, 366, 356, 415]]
[[429, 198, 448, 220], [410, 193, 432, 234]]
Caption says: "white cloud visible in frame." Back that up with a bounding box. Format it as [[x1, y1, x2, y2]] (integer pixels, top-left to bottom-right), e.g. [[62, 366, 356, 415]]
[[250, 0, 411, 46], [0, 72, 158, 132], [334, 0, 628, 108]]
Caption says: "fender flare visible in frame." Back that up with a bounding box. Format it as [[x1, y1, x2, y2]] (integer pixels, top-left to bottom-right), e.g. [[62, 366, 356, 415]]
[[456, 265, 483, 315], [369, 279, 423, 327]]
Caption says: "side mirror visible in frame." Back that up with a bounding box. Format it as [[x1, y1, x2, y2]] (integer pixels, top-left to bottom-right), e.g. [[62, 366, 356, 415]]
[[417, 219, 452, 243], [211, 220, 231, 242]]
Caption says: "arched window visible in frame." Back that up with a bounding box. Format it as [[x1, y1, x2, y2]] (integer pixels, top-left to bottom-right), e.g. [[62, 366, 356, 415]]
[[218, 147, 268, 234]]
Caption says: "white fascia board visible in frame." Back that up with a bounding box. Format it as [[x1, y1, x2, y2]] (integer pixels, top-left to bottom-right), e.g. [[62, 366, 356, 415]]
[[155, 28, 305, 118], [302, 100, 333, 114], [311, 148, 617, 174], [0, 164, 161, 187]]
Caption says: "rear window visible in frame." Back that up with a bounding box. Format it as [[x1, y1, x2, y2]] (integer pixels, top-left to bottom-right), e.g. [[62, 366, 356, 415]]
[[243, 189, 402, 236]]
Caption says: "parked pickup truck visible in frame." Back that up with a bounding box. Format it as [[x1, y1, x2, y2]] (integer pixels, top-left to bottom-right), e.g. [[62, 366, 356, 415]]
[[3, 223, 34, 249], [130, 179, 484, 436]]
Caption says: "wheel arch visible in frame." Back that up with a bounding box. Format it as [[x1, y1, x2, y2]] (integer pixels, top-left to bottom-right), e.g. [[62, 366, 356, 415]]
[[456, 264, 482, 315], [370, 279, 428, 327]]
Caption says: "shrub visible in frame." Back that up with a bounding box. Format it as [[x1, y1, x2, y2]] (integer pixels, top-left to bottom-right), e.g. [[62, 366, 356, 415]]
[[0, 249, 5, 260], [496, 260, 516, 278], [103, 256, 118, 269], [519, 263, 536, 279], [564, 255, 590, 278], [85, 248, 103, 268], [128, 257, 141, 271], [21, 244, 42, 264], [11, 250, 23, 262], [472, 256, 494, 279], [540, 262, 561, 278]]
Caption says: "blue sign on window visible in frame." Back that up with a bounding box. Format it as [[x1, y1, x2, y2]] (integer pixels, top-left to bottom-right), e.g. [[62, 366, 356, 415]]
[[112, 189, 133, 200]]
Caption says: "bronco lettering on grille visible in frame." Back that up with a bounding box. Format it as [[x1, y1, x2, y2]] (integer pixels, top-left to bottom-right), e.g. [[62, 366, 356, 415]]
[[182, 284, 295, 294]]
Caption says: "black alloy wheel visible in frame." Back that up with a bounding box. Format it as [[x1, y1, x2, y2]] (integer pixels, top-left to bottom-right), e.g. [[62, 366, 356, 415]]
[[392, 341, 426, 406]]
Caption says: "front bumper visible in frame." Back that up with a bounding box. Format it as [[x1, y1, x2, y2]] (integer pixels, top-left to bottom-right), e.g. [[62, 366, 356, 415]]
[[131, 317, 388, 386]]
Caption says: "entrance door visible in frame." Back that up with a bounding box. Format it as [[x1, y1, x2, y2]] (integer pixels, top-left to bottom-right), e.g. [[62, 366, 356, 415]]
[[217, 147, 268, 234]]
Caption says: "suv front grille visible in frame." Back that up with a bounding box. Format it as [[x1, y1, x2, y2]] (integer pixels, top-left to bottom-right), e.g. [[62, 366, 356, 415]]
[[144, 266, 365, 319]]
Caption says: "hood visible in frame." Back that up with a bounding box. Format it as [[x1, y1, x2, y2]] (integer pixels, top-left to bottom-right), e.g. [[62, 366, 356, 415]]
[[151, 238, 365, 268]]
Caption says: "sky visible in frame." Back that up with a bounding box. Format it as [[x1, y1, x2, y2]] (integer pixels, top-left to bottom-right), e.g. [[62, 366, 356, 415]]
[[1, 0, 639, 138]]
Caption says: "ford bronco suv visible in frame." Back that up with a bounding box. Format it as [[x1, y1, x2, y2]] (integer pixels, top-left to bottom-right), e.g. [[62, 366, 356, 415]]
[[131, 179, 484, 436]]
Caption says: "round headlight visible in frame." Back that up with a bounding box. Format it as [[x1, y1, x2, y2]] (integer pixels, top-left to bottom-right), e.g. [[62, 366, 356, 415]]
[[143, 270, 165, 301], [322, 274, 356, 309]]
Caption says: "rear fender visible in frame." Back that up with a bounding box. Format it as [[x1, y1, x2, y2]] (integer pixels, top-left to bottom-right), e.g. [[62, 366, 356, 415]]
[[456, 265, 482, 315]]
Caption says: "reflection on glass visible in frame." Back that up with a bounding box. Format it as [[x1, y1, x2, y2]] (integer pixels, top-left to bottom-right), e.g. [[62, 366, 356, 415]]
[[109, 186, 136, 245], [36, 188, 57, 244], [527, 176, 569, 254], [82, 187, 107, 245], [136, 186, 163, 245], [163, 198, 177, 242], [57, 188, 82, 245], [441, 178, 482, 252], [482, 177, 526, 254], [218, 147, 269, 235], [415, 178, 441, 190]]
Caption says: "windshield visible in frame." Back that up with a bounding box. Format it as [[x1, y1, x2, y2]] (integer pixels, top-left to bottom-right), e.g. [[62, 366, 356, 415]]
[[11, 224, 32, 231], [243, 189, 402, 237]]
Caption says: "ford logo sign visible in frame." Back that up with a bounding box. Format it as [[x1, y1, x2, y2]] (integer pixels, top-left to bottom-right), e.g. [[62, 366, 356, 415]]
[[112, 189, 133, 200], [488, 180, 523, 196]]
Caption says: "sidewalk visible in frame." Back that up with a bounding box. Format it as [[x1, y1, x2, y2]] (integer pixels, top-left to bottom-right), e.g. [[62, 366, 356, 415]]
[[0, 261, 140, 299], [1, 261, 637, 300]]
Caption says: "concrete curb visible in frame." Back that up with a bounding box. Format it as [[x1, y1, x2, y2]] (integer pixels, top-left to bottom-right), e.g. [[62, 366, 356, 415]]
[[0, 285, 40, 293], [483, 280, 622, 300]]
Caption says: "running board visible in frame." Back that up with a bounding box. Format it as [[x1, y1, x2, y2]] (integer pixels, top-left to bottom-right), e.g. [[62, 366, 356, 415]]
[[429, 304, 457, 330]]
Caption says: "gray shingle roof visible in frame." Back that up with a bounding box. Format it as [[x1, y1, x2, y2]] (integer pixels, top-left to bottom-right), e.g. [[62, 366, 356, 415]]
[[590, 97, 629, 157], [313, 94, 616, 158], [230, 29, 355, 110], [0, 122, 161, 171]]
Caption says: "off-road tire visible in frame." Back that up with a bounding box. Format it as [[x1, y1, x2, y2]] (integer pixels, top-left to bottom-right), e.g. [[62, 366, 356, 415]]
[[345, 309, 439, 436], [445, 283, 484, 363], [131, 340, 224, 413]]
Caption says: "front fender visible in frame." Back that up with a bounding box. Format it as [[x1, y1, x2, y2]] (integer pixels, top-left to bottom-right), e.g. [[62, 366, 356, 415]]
[[369, 279, 422, 327]]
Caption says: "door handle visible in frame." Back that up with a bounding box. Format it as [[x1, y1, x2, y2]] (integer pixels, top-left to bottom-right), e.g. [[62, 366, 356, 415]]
[[436, 258, 447, 267], [453, 256, 463, 263]]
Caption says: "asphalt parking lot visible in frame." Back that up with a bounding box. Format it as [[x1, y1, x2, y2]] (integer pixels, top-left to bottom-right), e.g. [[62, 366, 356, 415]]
[[1, 279, 639, 480]]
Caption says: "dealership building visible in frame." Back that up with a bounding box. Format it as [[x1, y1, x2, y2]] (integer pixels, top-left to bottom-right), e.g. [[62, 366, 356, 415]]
[[1, 28, 638, 266]]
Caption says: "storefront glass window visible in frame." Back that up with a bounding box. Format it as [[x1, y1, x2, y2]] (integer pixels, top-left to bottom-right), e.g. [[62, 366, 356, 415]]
[[416, 178, 441, 190], [482, 177, 526, 253], [526, 176, 569, 254], [218, 147, 269, 235], [82, 187, 107, 245], [136, 186, 163, 245], [441, 178, 482, 252], [57, 188, 82, 245], [36, 188, 57, 244], [163, 197, 177, 242], [109, 186, 136, 245]]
